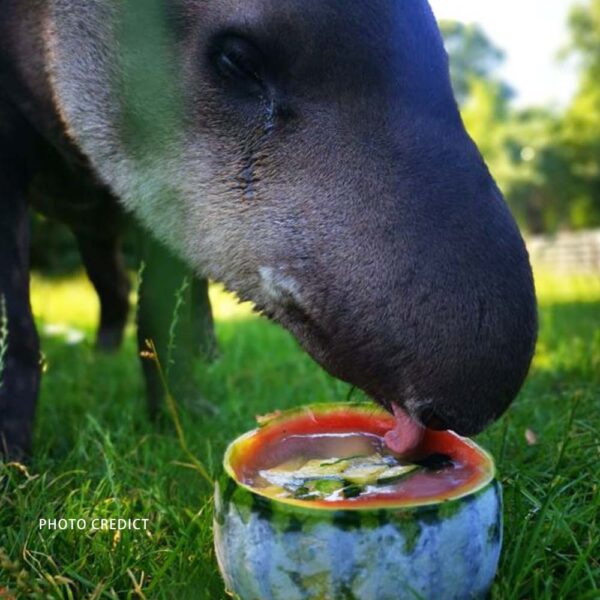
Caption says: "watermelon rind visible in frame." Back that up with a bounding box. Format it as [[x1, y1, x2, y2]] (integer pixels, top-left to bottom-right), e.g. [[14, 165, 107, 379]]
[[214, 402, 503, 600]]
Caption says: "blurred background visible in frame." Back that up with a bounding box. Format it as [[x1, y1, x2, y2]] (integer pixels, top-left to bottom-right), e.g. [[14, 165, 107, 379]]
[[432, 0, 600, 273]]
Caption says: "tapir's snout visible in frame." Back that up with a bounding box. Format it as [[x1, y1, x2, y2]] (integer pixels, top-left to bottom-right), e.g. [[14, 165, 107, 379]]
[[228, 2, 540, 437], [258, 121, 538, 438]]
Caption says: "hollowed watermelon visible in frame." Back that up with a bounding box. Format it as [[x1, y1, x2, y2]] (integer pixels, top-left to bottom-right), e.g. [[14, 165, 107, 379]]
[[214, 403, 502, 600]]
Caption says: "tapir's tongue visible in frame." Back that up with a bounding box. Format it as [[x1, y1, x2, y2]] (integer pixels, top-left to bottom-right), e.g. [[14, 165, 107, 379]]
[[384, 402, 425, 455]]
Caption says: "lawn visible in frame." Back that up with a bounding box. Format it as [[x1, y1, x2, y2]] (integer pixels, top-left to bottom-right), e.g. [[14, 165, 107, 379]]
[[1, 269, 599, 598]]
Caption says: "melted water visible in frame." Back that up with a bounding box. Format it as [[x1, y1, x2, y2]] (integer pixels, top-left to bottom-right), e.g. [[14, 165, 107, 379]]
[[241, 431, 480, 505]]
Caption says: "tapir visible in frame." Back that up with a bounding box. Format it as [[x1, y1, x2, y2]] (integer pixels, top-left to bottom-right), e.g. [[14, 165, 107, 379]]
[[0, 0, 537, 460]]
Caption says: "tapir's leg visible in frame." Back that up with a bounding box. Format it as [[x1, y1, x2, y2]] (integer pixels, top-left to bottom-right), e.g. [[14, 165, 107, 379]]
[[75, 232, 130, 352], [0, 104, 40, 461], [136, 231, 216, 418], [191, 277, 218, 361]]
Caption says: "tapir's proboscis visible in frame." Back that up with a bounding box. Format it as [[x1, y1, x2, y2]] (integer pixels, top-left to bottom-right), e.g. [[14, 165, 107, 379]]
[[0, 0, 537, 459]]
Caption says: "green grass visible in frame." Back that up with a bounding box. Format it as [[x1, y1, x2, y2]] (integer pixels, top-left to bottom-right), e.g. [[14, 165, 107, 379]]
[[1, 270, 599, 598]]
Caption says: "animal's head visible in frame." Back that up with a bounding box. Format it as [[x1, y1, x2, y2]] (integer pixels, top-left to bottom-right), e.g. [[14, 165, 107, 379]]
[[48, 0, 537, 435]]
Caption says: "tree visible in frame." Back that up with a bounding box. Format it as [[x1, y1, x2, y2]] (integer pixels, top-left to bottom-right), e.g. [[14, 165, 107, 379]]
[[560, 0, 600, 229], [439, 21, 512, 106], [465, 85, 574, 233], [497, 109, 577, 233], [563, 0, 600, 75], [440, 15, 600, 233]]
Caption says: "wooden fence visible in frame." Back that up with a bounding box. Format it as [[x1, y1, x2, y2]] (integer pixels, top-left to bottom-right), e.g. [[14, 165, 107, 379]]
[[527, 229, 600, 273]]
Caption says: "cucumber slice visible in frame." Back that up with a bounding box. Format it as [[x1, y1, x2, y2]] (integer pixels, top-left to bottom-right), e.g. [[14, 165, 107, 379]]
[[261, 453, 419, 498], [342, 463, 389, 485], [314, 479, 345, 494], [260, 457, 347, 489], [293, 486, 320, 501], [259, 469, 303, 489], [320, 454, 369, 467], [296, 458, 350, 478], [348, 454, 392, 467], [376, 464, 420, 485]]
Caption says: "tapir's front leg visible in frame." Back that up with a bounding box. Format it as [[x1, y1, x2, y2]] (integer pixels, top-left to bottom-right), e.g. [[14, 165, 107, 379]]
[[136, 231, 217, 419], [0, 103, 41, 461]]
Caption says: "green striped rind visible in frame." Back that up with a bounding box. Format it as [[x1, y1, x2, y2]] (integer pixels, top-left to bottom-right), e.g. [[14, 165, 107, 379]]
[[214, 470, 503, 600]]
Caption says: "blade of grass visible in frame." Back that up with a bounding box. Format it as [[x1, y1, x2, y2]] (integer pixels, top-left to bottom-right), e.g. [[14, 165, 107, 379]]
[[142, 339, 213, 487], [506, 395, 581, 594]]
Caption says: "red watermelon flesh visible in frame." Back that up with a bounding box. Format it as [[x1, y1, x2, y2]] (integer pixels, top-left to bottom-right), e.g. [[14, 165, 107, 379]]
[[230, 405, 493, 509]]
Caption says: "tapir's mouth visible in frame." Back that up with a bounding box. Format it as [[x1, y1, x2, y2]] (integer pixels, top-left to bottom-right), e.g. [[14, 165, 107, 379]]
[[384, 402, 426, 455]]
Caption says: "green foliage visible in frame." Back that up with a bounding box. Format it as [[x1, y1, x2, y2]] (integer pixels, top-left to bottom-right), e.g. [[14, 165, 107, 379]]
[[29, 213, 140, 276], [461, 78, 509, 159], [563, 0, 600, 73], [439, 21, 511, 106], [559, 0, 600, 229], [442, 11, 600, 234]]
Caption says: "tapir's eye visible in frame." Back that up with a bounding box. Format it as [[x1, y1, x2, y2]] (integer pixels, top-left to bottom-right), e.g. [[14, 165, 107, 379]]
[[209, 34, 266, 96]]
